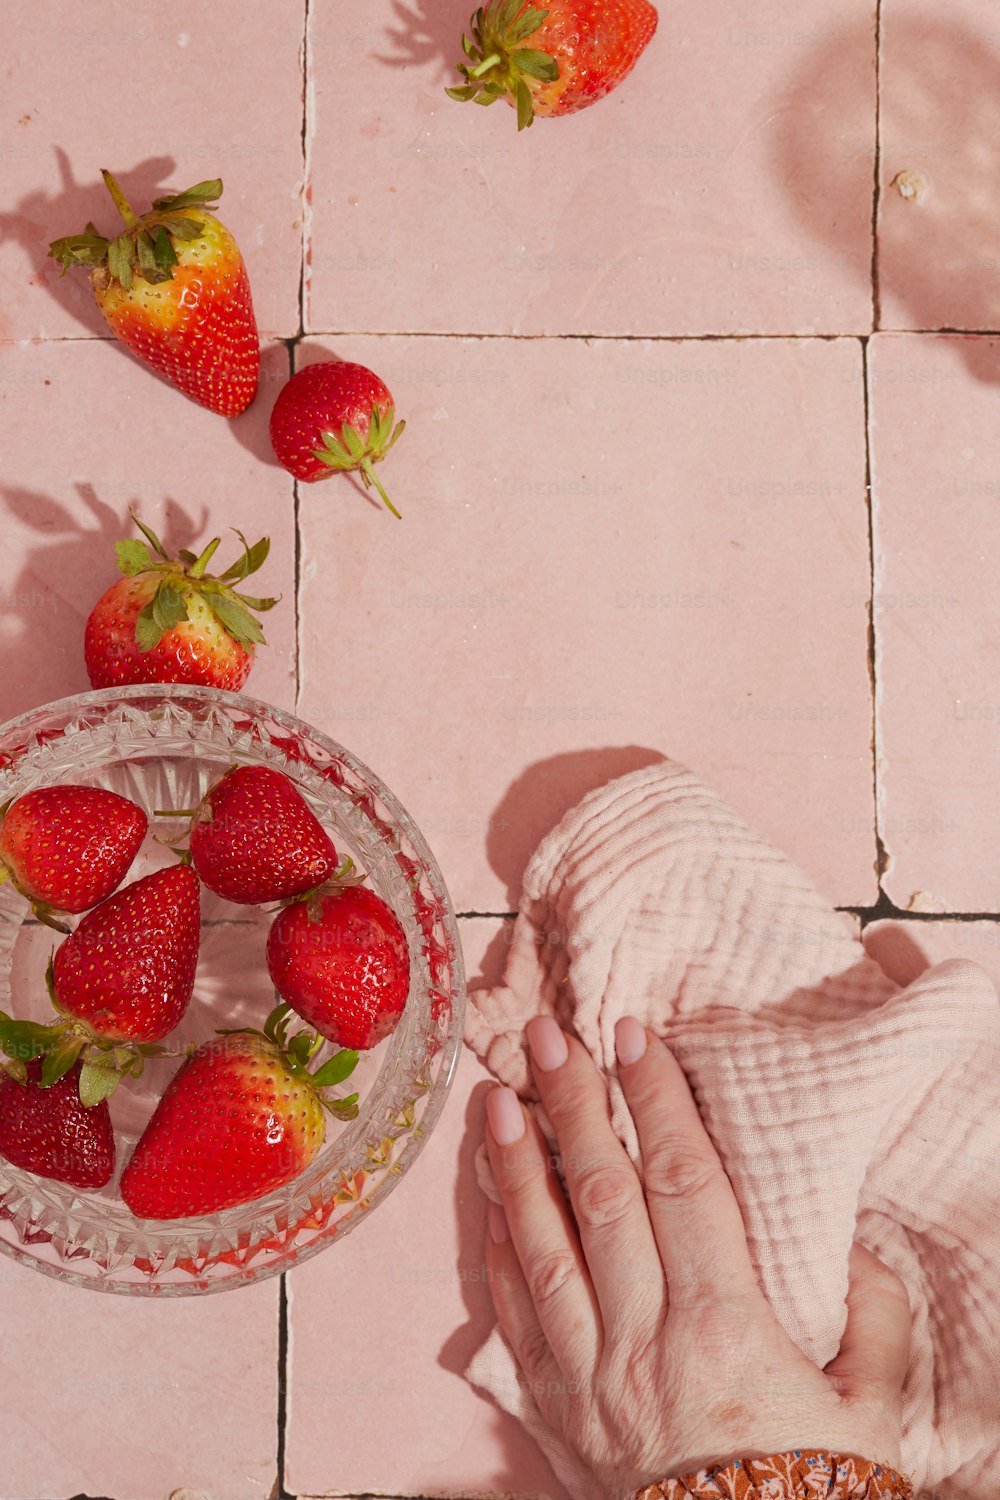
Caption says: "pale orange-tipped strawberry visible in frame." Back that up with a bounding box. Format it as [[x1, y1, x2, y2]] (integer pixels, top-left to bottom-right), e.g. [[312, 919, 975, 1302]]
[[85, 512, 278, 691], [120, 1002, 360, 1220], [48, 171, 259, 416], [447, 0, 658, 129]]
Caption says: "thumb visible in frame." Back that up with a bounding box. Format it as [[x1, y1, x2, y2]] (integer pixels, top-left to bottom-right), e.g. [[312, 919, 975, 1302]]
[[823, 1241, 911, 1403]]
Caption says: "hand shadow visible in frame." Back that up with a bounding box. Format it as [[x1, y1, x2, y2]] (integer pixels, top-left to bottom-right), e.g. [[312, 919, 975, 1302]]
[[376, 0, 470, 85], [0, 147, 177, 340], [0, 483, 206, 722], [774, 15, 1000, 382]]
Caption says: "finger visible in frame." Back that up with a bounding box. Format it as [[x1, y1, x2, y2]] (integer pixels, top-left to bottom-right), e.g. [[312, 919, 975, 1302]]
[[615, 1020, 759, 1306], [824, 1241, 911, 1405], [484, 1202, 569, 1414], [526, 1017, 664, 1340], [485, 1086, 601, 1382]]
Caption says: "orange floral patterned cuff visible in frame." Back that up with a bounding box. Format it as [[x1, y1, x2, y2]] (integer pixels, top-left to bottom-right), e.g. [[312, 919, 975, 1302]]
[[631, 1449, 914, 1499]]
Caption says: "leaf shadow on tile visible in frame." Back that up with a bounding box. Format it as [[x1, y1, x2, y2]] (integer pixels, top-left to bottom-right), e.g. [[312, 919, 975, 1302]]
[[0, 147, 177, 341], [375, 0, 471, 84], [487, 746, 666, 908], [774, 15, 1000, 381], [0, 483, 206, 721]]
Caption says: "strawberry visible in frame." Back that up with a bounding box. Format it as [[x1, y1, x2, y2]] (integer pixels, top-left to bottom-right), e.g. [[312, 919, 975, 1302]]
[[85, 512, 278, 691], [51, 864, 201, 1045], [48, 172, 259, 416], [0, 1059, 114, 1190], [120, 1003, 360, 1219], [0, 785, 147, 926], [174, 765, 339, 905], [266, 884, 410, 1051], [269, 361, 406, 519], [448, 0, 658, 129]]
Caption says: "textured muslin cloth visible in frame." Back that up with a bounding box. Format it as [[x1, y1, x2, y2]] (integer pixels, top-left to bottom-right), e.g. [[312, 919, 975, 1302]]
[[463, 760, 1000, 1500]]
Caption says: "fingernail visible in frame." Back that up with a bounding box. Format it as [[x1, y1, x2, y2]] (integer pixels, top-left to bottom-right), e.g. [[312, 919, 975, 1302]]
[[487, 1201, 509, 1244], [615, 1016, 648, 1067], [486, 1086, 526, 1145], [526, 1015, 569, 1073]]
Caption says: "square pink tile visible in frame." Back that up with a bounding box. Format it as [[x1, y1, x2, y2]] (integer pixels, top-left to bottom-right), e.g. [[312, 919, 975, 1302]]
[[286, 919, 569, 1500], [0, 1264, 278, 1499], [0, 339, 296, 722], [869, 334, 1000, 912], [1, 0, 304, 340], [304, 0, 877, 336], [879, 7, 1000, 332], [296, 334, 877, 913]]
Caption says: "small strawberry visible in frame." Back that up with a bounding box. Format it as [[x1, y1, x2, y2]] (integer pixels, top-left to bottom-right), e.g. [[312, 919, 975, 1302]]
[[448, 0, 658, 129], [51, 864, 201, 1045], [85, 512, 278, 691], [0, 785, 147, 927], [267, 884, 410, 1051], [269, 361, 406, 519], [170, 765, 339, 905], [120, 1003, 360, 1219], [0, 1059, 115, 1190], [49, 171, 259, 416]]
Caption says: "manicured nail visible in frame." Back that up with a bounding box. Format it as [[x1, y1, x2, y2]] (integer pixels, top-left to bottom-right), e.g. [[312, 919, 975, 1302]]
[[615, 1016, 648, 1067], [487, 1201, 509, 1244], [486, 1086, 526, 1145], [526, 1015, 569, 1073]]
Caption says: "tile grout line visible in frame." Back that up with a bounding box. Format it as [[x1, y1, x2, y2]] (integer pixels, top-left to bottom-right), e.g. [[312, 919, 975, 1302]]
[[871, 0, 883, 329], [860, 337, 887, 899], [11, 327, 1000, 347], [276, 1273, 292, 1500]]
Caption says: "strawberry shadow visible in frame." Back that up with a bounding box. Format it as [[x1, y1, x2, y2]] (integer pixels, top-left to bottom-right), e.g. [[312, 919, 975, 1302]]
[[774, 15, 1000, 381], [374, 0, 470, 84], [0, 147, 177, 342], [486, 745, 667, 909], [0, 483, 206, 723]]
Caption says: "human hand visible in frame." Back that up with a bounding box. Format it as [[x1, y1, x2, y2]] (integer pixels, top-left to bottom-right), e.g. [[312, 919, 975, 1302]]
[[483, 1017, 911, 1498]]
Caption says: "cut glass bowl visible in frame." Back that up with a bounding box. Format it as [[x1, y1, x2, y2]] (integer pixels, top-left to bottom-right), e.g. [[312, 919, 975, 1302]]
[[0, 685, 465, 1295]]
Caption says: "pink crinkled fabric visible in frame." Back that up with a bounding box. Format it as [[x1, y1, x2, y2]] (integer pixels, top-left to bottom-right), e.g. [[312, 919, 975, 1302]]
[[463, 759, 1000, 1500]]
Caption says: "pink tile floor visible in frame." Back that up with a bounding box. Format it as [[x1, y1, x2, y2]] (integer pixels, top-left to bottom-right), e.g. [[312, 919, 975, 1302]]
[[2, 2, 999, 1496]]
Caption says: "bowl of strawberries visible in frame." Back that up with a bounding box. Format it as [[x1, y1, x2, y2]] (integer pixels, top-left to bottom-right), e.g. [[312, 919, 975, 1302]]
[[0, 685, 464, 1294]]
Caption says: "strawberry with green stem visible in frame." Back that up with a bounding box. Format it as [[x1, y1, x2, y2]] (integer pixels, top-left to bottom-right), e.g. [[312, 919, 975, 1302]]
[[85, 511, 278, 691], [49, 172, 259, 416], [269, 361, 406, 519], [120, 1002, 360, 1219], [0, 863, 201, 1106], [163, 764, 340, 905], [267, 883, 410, 1051], [0, 784, 147, 930], [448, 0, 658, 130]]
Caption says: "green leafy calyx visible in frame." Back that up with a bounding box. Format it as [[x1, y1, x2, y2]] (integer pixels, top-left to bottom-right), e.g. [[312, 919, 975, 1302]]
[[227, 1003, 361, 1121], [312, 403, 406, 520], [48, 171, 224, 290], [446, 1, 558, 130], [114, 510, 279, 655]]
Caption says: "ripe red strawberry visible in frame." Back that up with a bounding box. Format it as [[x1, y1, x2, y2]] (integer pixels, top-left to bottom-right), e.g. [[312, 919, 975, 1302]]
[[51, 864, 201, 1046], [0, 1059, 115, 1190], [269, 361, 406, 519], [49, 171, 259, 416], [120, 1004, 360, 1219], [0, 785, 147, 925], [85, 512, 277, 691], [267, 885, 410, 1051], [180, 765, 339, 904], [448, 0, 658, 129]]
